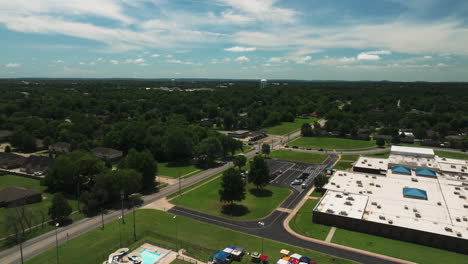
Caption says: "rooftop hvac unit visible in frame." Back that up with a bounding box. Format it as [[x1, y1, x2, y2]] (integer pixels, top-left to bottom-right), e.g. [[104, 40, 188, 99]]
[[460, 195, 467, 199], [463, 217, 467, 222], [359, 191, 363, 194], [388, 220, 393, 224], [339, 211, 348, 216], [335, 194, 343, 198], [368, 190, 373, 194], [326, 209, 335, 214], [371, 202, 377, 206], [376, 184, 381, 188], [404, 205, 408, 209], [455, 187, 460, 190], [454, 191, 460, 195], [377, 205, 382, 209], [464, 204, 468, 208], [411, 178, 418, 182], [370, 183, 375, 186], [456, 233, 462, 237], [413, 208, 418, 212], [415, 213, 421, 218], [445, 227, 452, 232], [372, 176, 377, 179], [437, 202, 442, 206], [344, 201, 353, 206], [379, 215, 386, 220], [456, 217, 461, 222], [347, 197, 354, 201]]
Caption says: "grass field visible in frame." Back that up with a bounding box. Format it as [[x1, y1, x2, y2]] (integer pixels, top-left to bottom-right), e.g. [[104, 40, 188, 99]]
[[172, 177, 290, 220], [158, 162, 201, 178], [270, 150, 327, 163], [332, 228, 467, 264], [0, 175, 82, 239], [363, 151, 390, 158], [339, 155, 360, 161], [266, 117, 317, 136], [333, 161, 354, 170], [289, 137, 375, 150], [290, 200, 331, 241], [25, 210, 357, 264], [434, 150, 468, 160]]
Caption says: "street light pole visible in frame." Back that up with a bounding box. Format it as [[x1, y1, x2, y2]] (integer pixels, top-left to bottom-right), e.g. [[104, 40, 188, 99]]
[[258, 221, 265, 254], [132, 200, 136, 241], [173, 216, 178, 252], [55, 223, 60, 264], [101, 208, 105, 230], [118, 216, 122, 248], [120, 190, 125, 224]]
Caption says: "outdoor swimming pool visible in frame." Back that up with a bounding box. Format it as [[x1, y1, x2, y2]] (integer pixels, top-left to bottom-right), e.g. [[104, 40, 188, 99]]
[[139, 249, 162, 264]]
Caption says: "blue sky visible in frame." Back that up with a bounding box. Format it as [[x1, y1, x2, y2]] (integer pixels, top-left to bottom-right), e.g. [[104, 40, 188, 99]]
[[1, 0, 468, 81]]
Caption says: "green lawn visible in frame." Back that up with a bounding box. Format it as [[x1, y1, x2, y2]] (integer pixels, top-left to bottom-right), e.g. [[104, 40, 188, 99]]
[[333, 161, 353, 170], [172, 177, 290, 220], [339, 155, 360, 161], [435, 151, 468, 160], [270, 150, 327, 163], [289, 137, 375, 150], [0, 175, 82, 240], [310, 190, 323, 198], [332, 228, 467, 264], [25, 210, 356, 264], [290, 200, 331, 241], [364, 152, 390, 158], [266, 117, 317, 136], [158, 162, 201, 178]]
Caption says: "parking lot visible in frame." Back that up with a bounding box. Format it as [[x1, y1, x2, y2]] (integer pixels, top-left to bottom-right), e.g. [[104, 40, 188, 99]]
[[267, 158, 326, 209]]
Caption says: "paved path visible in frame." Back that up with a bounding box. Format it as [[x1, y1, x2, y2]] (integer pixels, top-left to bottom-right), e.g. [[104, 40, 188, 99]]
[[325, 227, 336, 243]]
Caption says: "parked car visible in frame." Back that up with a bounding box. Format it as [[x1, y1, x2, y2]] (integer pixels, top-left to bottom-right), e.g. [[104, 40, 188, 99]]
[[291, 179, 302, 185]]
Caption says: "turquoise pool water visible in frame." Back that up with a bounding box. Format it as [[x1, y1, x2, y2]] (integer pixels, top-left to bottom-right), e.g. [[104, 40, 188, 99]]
[[139, 249, 162, 264]]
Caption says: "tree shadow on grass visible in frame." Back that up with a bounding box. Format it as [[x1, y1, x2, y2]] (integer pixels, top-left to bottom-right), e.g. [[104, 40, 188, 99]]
[[249, 188, 273, 197], [221, 203, 250, 217]]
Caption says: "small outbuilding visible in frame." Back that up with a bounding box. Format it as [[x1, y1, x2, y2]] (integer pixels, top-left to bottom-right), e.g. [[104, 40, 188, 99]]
[[91, 147, 123, 161], [48, 142, 71, 154], [0, 186, 42, 208], [0, 152, 26, 169]]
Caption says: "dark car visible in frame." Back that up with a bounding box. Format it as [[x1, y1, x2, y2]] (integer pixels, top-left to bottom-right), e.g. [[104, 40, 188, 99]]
[[318, 148, 324, 151], [292, 146, 299, 149]]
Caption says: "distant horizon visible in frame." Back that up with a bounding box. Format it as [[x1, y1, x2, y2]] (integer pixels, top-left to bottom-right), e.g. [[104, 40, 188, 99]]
[[1, 77, 467, 84], [1, 0, 468, 81]]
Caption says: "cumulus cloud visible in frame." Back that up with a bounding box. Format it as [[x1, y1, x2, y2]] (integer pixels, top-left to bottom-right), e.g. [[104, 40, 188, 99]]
[[294, 56, 312, 64], [224, 46, 256, 52], [151, 54, 160, 57], [125, 58, 146, 65], [268, 57, 284, 63], [54, 59, 64, 63], [5, 63, 20, 68], [110, 60, 119, 64], [357, 53, 381, 61], [235, 56, 250, 62]]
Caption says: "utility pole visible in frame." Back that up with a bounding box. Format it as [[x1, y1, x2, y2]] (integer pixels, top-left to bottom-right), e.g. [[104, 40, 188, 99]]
[[178, 176, 182, 196], [18, 233, 24, 264]]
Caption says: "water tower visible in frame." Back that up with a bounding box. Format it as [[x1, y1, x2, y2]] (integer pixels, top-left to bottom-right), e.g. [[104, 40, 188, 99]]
[[260, 79, 267, 88]]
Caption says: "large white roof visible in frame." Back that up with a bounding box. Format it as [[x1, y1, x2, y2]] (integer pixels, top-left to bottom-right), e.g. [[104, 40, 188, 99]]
[[391, 146, 435, 156]]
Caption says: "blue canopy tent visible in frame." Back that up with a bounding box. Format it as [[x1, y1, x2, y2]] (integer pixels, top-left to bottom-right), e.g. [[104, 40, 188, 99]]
[[211, 250, 231, 264], [415, 168, 437, 178], [403, 187, 428, 200]]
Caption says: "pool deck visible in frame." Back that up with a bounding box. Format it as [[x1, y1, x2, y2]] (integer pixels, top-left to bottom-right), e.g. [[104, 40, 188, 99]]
[[128, 243, 175, 264]]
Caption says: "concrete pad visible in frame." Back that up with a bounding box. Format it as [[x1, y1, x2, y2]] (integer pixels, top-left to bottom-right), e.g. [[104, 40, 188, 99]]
[[142, 197, 175, 211]]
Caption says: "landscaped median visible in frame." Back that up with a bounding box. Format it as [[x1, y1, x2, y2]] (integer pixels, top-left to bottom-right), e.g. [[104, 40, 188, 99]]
[[288, 137, 376, 150], [171, 177, 291, 220], [270, 150, 327, 164], [158, 162, 201, 179], [24, 210, 357, 264]]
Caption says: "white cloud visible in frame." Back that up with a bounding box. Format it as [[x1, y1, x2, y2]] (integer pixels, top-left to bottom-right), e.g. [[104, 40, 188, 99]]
[[110, 60, 119, 64], [126, 58, 146, 64], [357, 53, 381, 61], [167, 59, 199, 65], [436, 63, 449, 67], [166, 55, 173, 58], [424, 56, 433, 59], [54, 59, 64, 63], [79, 62, 86, 65], [268, 57, 283, 63], [294, 55, 312, 64], [151, 54, 160, 57], [5, 63, 20, 68], [215, 0, 298, 24], [224, 46, 256, 52], [235, 56, 250, 62]]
